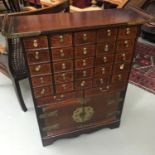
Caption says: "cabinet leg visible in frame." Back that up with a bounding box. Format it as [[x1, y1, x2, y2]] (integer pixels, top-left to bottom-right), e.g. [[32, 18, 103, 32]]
[[109, 121, 120, 129]]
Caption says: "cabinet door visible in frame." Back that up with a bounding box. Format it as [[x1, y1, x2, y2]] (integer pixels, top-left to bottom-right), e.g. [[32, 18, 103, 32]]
[[81, 91, 122, 127], [40, 98, 83, 137]]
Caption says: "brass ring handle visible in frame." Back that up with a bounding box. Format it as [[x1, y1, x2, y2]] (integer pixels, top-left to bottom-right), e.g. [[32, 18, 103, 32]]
[[62, 63, 66, 70], [40, 88, 45, 95], [101, 67, 105, 74], [81, 81, 86, 87], [126, 28, 130, 35], [103, 56, 107, 63], [124, 40, 129, 47], [33, 39, 38, 47], [82, 60, 87, 66], [121, 53, 126, 61], [120, 64, 125, 70]]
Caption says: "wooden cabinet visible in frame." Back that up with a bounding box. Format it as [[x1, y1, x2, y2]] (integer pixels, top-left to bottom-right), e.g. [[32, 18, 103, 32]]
[[3, 8, 150, 146]]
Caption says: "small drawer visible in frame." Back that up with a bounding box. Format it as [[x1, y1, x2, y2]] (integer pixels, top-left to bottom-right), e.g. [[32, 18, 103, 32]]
[[36, 91, 82, 106], [53, 60, 73, 73], [112, 72, 129, 83], [75, 44, 95, 58], [95, 54, 114, 66], [75, 68, 93, 79], [54, 72, 73, 84], [26, 49, 50, 65], [33, 86, 53, 98], [56, 82, 74, 94], [75, 57, 94, 70], [23, 36, 48, 49], [97, 28, 117, 42], [118, 26, 138, 39], [115, 52, 132, 62], [29, 63, 51, 76], [75, 79, 92, 90], [94, 65, 112, 77], [96, 42, 115, 55], [52, 47, 73, 61], [117, 39, 135, 52], [113, 63, 130, 74], [93, 76, 110, 87], [74, 30, 96, 45], [50, 33, 72, 47], [31, 75, 52, 88]]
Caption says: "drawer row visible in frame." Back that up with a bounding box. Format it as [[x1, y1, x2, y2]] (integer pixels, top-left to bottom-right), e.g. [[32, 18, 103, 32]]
[[23, 26, 138, 49], [33, 71, 129, 99], [26, 40, 134, 65]]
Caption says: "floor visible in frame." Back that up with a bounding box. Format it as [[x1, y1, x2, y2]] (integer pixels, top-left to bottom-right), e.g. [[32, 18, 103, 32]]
[[0, 72, 155, 155]]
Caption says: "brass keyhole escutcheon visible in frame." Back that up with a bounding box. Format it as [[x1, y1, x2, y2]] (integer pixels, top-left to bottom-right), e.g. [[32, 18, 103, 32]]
[[72, 106, 94, 123]]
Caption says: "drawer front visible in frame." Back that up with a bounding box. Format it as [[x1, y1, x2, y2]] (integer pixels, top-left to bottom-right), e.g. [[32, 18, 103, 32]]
[[93, 76, 110, 87], [97, 28, 118, 42], [50, 33, 72, 47], [52, 47, 73, 61], [74, 31, 96, 45], [40, 101, 82, 136], [94, 65, 112, 77], [31, 75, 52, 88], [117, 39, 135, 52], [54, 72, 73, 84], [75, 44, 95, 58], [113, 63, 130, 74], [29, 63, 51, 76], [115, 52, 132, 62], [75, 57, 94, 70], [75, 68, 93, 80], [56, 82, 74, 94], [112, 72, 129, 83], [27, 49, 50, 65], [118, 26, 138, 39], [33, 86, 53, 98], [75, 79, 92, 90], [95, 54, 114, 66], [36, 91, 82, 106], [53, 60, 73, 73], [23, 36, 48, 49], [96, 42, 115, 55]]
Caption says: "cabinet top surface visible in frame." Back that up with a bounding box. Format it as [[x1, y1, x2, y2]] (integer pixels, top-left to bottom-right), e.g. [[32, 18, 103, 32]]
[[4, 8, 149, 38]]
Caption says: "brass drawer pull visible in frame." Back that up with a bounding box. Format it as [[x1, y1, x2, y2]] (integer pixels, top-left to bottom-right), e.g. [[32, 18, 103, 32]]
[[61, 73, 66, 80], [121, 53, 126, 61], [100, 78, 104, 84], [35, 65, 41, 72], [120, 64, 125, 70], [106, 85, 110, 89], [60, 94, 64, 98], [40, 77, 44, 83], [118, 74, 122, 80], [35, 51, 39, 60], [83, 47, 87, 55], [40, 88, 45, 95], [107, 29, 111, 36], [81, 81, 86, 87], [40, 110, 58, 118], [82, 60, 87, 66], [99, 87, 104, 92], [62, 63, 66, 70], [42, 123, 60, 132], [103, 56, 107, 63], [104, 44, 109, 52], [124, 40, 129, 47], [33, 39, 38, 47], [83, 33, 87, 41], [126, 28, 130, 35], [83, 71, 87, 77], [59, 35, 64, 42], [60, 49, 65, 57], [102, 67, 105, 74]]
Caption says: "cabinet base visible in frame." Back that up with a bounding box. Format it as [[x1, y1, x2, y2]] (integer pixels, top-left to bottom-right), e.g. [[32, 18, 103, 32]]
[[42, 121, 121, 146]]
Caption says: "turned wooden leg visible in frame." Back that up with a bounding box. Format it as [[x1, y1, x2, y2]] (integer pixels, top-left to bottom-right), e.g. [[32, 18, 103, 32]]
[[12, 78, 27, 112]]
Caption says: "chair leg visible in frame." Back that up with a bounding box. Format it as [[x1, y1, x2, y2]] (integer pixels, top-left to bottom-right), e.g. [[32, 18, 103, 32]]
[[12, 78, 27, 112]]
